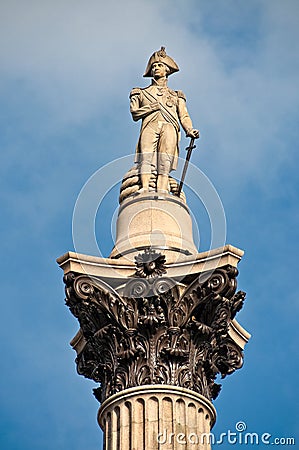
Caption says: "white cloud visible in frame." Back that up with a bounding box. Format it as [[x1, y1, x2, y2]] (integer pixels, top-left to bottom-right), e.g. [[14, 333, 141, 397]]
[[0, 0, 189, 123]]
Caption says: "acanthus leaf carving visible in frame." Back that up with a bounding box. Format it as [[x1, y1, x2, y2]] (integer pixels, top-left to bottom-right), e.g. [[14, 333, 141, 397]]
[[63, 265, 246, 403]]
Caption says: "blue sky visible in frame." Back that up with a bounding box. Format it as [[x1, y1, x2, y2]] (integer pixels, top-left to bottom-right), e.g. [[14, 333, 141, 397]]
[[1, 0, 299, 448]]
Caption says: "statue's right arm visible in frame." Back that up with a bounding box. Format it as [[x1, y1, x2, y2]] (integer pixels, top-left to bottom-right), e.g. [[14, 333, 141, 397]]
[[130, 88, 160, 122]]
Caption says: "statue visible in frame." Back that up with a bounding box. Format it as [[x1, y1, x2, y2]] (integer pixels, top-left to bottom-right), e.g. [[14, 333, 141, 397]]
[[130, 46, 199, 194]]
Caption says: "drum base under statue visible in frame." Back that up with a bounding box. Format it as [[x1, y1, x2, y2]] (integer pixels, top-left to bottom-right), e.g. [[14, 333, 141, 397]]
[[110, 191, 197, 263]]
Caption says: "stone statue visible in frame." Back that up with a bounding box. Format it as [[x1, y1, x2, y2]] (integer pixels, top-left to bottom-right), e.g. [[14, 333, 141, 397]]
[[130, 46, 199, 193]]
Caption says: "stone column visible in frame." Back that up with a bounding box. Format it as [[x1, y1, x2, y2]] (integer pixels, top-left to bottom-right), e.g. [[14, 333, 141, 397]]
[[98, 385, 216, 450], [59, 248, 250, 449]]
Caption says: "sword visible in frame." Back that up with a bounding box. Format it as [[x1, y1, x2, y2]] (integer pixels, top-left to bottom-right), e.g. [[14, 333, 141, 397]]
[[177, 137, 196, 196]]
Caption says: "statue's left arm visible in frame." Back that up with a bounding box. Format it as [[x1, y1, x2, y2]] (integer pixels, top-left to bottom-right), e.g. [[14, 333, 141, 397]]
[[177, 91, 200, 139]]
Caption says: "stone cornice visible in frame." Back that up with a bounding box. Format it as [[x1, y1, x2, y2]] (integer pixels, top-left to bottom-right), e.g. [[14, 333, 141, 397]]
[[57, 244, 244, 284]]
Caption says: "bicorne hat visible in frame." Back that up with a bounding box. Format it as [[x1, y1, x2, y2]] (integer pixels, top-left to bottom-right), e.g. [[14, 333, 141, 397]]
[[143, 46, 179, 77]]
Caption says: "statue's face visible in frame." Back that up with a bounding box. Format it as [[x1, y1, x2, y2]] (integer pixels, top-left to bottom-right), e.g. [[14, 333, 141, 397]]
[[151, 62, 168, 79]]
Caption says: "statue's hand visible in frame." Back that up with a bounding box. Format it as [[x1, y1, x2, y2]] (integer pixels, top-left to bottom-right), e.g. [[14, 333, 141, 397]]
[[186, 128, 200, 139], [150, 101, 161, 111]]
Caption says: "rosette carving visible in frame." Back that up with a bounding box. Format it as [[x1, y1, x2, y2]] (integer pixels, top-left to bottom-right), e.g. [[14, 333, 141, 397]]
[[63, 265, 246, 403], [134, 248, 167, 278]]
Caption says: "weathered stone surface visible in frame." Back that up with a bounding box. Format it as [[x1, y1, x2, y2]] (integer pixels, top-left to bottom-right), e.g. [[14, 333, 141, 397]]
[[63, 251, 247, 404], [98, 385, 216, 450], [110, 191, 198, 262], [57, 244, 244, 283]]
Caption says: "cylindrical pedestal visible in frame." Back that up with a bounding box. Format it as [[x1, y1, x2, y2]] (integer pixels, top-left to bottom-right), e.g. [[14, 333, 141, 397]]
[[98, 385, 216, 450], [110, 192, 198, 263]]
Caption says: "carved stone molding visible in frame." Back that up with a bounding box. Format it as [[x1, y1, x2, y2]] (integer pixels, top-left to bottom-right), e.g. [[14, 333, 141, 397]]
[[134, 248, 167, 278], [63, 264, 246, 404]]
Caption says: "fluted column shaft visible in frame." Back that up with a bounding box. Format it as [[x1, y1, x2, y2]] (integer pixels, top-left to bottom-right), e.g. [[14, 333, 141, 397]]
[[98, 385, 216, 450]]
